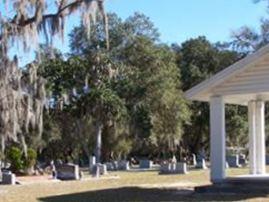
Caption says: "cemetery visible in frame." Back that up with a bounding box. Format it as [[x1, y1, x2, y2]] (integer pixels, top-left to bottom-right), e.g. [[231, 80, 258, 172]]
[[2, 0, 269, 202], [1, 159, 269, 201]]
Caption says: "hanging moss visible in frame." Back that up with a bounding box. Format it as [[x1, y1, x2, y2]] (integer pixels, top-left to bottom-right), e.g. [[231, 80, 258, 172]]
[[0, 0, 109, 152]]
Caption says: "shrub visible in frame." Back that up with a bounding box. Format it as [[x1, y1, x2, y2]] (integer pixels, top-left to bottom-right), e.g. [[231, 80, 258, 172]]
[[24, 148, 37, 169], [6, 146, 23, 172]]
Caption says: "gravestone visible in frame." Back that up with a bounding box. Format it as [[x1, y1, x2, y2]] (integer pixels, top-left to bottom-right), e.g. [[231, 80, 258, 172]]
[[112, 161, 119, 170], [226, 155, 241, 168], [159, 162, 188, 174], [92, 163, 108, 176], [105, 162, 114, 171], [56, 164, 80, 180], [2, 172, 16, 185], [175, 162, 188, 174], [172, 155, 177, 163], [89, 156, 96, 172], [196, 150, 207, 169], [139, 160, 153, 169], [118, 160, 130, 170], [196, 158, 207, 169], [239, 154, 247, 166], [160, 162, 171, 173], [105, 161, 129, 171], [100, 164, 107, 175], [192, 154, 197, 166]]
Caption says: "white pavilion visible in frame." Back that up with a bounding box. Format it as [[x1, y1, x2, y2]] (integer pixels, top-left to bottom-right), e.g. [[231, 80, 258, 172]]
[[185, 44, 269, 183]]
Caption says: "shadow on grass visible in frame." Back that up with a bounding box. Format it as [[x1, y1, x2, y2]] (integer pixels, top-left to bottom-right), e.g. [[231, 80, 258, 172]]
[[38, 186, 269, 202]]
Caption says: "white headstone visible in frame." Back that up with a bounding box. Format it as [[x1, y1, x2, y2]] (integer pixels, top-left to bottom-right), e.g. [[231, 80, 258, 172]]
[[89, 156, 96, 172], [56, 164, 80, 180], [192, 154, 197, 166], [100, 164, 108, 175], [118, 160, 130, 170], [239, 154, 247, 166], [92, 163, 108, 176], [139, 160, 153, 169], [226, 155, 241, 168], [2, 172, 16, 185], [112, 161, 119, 170], [175, 162, 188, 174], [159, 162, 188, 174], [160, 162, 171, 174], [105, 162, 114, 171], [196, 158, 207, 169]]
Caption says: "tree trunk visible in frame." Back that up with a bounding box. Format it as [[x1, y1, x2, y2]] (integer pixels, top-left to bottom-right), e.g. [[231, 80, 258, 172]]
[[82, 142, 91, 172], [94, 122, 103, 178]]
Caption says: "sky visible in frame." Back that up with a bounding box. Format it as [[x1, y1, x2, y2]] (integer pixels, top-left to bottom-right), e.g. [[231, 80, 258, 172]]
[[105, 0, 268, 44], [9, 0, 269, 66]]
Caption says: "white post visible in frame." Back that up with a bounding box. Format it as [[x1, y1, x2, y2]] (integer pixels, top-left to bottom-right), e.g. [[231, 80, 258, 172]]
[[248, 101, 256, 174], [255, 100, 266, 175], [210, 96, 226, 183]]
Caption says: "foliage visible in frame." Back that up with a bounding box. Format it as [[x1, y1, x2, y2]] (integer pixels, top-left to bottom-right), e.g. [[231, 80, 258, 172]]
[[35, 9, 260, 163], [231, 0, 269, 52], [6, 146, 24, 172], [6, 146, 38, 172], [230, 1, 269, 147], [38, 12, 190, 162], [0, 0, 109, 154], [0, 0, 108, 55], [69, 12, 159, 55], [24, 148, 37, 169], [176, 37, 247, 155]]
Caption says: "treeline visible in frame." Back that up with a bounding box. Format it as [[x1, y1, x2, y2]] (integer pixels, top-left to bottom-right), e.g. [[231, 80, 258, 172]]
[[6, 12, 269, 166]]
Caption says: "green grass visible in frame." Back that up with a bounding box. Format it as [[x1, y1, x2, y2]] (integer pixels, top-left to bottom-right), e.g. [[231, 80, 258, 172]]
[[0, 167, 269, 202]]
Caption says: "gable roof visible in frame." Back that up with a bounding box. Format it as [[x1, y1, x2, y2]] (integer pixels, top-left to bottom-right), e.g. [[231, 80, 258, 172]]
[[184, 44, 269, 103]]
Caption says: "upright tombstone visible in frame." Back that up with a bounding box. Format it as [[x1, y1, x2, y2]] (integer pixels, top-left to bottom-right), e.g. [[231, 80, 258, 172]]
[[192, 154, 197, 166], [89, 155, 96, 173], [196, 158, 207, 169], [172, 155, 177, 163], [196, 151, 207, 169], [159, 162, 188, 174], [118, 160, 130, 170], [2, 172, 16, 185], [112, 161, 119, 170], [105, 160, 129, 171], [175, 162, 188, 174], [226, 154, 241, 168], [92, 163, 108, 176], [239, 154, 247, 166], [160, 162, 171, 174], [100, 164, 108, 175], [139, 160, 153, 169], [56, 164, 80, 180], [105, 162, 114, 171]]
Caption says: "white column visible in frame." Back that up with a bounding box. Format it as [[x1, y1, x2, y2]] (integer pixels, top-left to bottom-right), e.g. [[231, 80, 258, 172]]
[[255, 100, 266, 175], [210, 96, 226, 183], [248, 101, 256, 174]]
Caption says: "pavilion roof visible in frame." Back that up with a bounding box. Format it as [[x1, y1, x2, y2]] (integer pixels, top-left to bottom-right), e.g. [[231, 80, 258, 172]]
[[184, 44, 269, 105]]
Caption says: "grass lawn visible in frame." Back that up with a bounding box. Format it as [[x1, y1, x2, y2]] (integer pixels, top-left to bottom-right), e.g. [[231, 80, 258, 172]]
[[0, 167, 269, 202]]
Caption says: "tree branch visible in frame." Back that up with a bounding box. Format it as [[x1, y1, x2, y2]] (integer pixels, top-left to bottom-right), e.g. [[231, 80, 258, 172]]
[[11, 0, 84, 28]]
